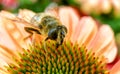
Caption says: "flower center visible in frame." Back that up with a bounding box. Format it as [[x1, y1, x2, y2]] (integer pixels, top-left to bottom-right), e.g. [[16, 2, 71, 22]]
[[7, 40, 109, 74]]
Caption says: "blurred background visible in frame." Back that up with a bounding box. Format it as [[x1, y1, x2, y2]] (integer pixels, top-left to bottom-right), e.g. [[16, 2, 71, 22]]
[[0, 0, 120, 51]]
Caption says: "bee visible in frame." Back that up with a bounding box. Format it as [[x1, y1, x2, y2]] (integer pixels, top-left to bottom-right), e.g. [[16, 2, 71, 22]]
[[24, 13, 67, 48]]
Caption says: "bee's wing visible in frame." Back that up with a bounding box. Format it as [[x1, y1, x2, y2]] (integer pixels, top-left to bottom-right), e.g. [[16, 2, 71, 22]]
[[17, 9, 36, 23], [45, 2, 60, 19], [45, 2, 58, 12], [7, 17, 34, 27]]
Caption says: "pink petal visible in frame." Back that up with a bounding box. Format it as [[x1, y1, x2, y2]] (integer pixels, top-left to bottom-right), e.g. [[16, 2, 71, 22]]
[[107, 55, 120, 69], [0, 17, 20, 51], [103, 41, 117, 63], [59, 6, 80, 39], [87, 25, 117, 63], [18, 9, 35, 22], [0, 10, 16, 19], [110, 59, 120, 74], [0, 11, 31, 51], [71, 16, 98, 45]]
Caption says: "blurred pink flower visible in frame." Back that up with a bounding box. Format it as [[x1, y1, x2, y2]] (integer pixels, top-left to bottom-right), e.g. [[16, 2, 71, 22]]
[[77, 0, 120, 17], [0, 0, 18, 9]]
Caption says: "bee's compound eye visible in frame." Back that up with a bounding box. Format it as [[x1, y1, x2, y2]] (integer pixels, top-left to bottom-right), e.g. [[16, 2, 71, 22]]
[[61, 31, 64, 34], [61, 31, 65, 37], [48, 28, 58, 40]]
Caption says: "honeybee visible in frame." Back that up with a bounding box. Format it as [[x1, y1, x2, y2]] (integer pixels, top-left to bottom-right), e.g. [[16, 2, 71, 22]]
[[24, 13, 67, 48]]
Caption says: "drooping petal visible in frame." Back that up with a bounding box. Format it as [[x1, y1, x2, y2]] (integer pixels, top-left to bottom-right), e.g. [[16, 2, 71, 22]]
[[87, 25, 117, 63], [0, 10, 16, 19], [71, 16, 98, 46], [0, 11, 31, 51], [0, 16, 21, 51], [103, 40, 117, 63], [58, 6, 80, 39]]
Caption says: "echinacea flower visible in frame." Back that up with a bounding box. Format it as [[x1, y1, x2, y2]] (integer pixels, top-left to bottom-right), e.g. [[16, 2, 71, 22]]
[[0, 6, 119, 73], [71, 0, 120, 17]]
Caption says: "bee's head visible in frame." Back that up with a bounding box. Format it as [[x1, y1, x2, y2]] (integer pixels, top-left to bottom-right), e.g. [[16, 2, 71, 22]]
[[46, 25, 67, 47], [55, 25, 67, 47], [57, 25, 67, 39]]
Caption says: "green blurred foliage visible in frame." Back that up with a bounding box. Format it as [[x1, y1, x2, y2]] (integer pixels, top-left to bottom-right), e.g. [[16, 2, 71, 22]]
[[0, 0, 52, 12], [16, 0, 52, 12], [0, 5, 2, 10]]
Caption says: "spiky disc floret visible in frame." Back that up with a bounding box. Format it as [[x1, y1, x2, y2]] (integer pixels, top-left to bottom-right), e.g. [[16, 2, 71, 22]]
[[7, 41, 109, 74]]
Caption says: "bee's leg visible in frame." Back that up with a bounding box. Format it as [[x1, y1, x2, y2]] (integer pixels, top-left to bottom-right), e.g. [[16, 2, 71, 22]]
[[56, 35, 63, 48], [45, 36, 60, 48], [24, 27, 41, 34], [24, 27, 41, 40], [45, 37, 49, 41], [56, 43, 60, 48], [23, 34, 33, 41], [56, 29, 65, 48]]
